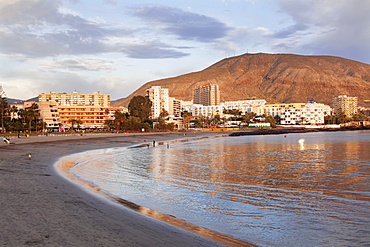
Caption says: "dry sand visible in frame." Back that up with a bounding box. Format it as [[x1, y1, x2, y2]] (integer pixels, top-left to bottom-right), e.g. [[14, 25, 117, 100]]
[[0, 132, 254, 246]]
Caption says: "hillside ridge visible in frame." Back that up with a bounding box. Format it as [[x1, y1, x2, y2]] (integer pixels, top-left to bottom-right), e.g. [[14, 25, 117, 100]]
[[113, 53, 370, 107]]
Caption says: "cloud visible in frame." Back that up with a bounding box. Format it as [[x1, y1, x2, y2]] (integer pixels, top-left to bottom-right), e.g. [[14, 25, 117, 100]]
[[273, 23, 308, 39], [36, 57, 117, 71], [0, 0, 131, 58], [215, 0, 370, 64], [129, 5, 232, 42], [213, 25, 276, 54], [93, 76, 126, 92], [275, 0, 370, 63], [0, 1, 194, 60], [1, 68, 92, 99], [121, 42, 190, 59], [103, 0, 117, 5]]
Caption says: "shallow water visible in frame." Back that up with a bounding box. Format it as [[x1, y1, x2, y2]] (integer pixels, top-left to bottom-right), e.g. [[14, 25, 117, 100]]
[[70, 130, 370, 246]]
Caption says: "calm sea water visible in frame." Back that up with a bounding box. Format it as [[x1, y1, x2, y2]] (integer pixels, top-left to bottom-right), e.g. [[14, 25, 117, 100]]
[[70, 130, 370, 246]]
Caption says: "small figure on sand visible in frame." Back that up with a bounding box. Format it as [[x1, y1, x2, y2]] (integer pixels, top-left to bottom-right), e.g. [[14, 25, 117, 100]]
[[28, 153, 32, 160], [152, 140, 155, 147], [3, 136, 10, 144]]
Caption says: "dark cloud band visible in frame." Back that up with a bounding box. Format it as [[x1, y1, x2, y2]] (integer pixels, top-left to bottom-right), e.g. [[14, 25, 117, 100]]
[[129, 5, 232, 42]]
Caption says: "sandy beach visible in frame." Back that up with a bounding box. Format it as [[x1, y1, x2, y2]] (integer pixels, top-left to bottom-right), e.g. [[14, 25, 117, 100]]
[[0, 132, 254, 246]]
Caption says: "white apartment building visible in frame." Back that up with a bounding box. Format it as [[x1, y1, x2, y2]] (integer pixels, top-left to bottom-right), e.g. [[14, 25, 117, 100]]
[[38, 101, 61, 128], [191, 104, 223, 117], [261, 103, 306, 117], [180, 100, 193, 113], [279, 102, 331, 125], [192, 99, 266, 117], [223, 99, 267, 116], [223, 100, 266, 113], [146, 86, 169, 119], [104, 107, 128, 120], [9, 103, 24, 120]]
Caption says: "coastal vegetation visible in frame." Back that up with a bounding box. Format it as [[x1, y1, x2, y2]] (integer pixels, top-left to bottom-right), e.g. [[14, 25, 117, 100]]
[[1, 86, 43, 133]]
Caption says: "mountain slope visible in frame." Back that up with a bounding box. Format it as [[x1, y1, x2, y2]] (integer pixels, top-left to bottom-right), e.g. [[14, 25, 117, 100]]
[[113, 53, 370, 107]]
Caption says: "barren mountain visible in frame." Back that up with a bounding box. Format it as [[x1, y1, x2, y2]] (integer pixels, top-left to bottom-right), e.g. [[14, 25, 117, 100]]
[[113, 53, 370, 107]]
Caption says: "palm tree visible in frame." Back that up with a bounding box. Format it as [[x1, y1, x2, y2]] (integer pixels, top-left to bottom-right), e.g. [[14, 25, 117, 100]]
[[26, 103, 39, 131], [68, 119, 77, 131], [104, 108, 110, 116], [18, 108, 27, 126], [75, 119, 83, 130], [0, 98, 9, 132]]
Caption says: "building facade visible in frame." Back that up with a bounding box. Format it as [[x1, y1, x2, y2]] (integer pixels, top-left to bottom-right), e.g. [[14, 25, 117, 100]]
[[333, 95, 358, 117], [263, 102, 331, 125], [9, 103, 24, 120], [191, 104, 223, 117], [223, 99, 266, 113], [146, 86, 169, 119], [262, 103, 306, 117], [58, 105, 107, 128], [38, 101, 61, 128], [168, 97, 181, 117], [193, 84, 220, 106], [39, 91, 110, 107], [37, 91, 113, 129]]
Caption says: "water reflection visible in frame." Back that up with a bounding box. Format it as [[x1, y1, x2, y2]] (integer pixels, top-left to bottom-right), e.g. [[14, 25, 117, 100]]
[[298, 138, 305, 150], [70, 131, 370, 247]]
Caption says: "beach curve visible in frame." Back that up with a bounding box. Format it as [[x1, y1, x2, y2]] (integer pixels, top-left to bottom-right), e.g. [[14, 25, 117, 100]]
[[0, 132, 255, 246]]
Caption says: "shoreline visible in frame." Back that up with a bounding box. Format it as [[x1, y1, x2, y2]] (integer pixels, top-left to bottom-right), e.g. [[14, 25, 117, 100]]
[[1, 128, 368, 245], [229, 125, 370, 136], [0, 131, 255, 246], [56, 144, 251, 247]]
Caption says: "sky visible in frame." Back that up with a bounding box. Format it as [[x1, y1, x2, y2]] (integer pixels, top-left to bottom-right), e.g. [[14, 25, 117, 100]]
[[1, 0, 369, 100]]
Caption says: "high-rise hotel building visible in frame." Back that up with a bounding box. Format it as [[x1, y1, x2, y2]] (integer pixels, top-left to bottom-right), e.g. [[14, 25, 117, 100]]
[[333, 95, 358, 117], [146, 86, 169, 119], [193, 84, 220, 106]]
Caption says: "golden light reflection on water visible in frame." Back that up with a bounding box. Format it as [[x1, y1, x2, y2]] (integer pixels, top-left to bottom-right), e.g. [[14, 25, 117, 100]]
[[68, 131, 370, 247], [147, 133, 370, 246]]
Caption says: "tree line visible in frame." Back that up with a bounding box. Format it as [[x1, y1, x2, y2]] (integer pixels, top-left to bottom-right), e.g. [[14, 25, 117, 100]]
[[1, 87, 42, 132], [105, 95, 175, 132]]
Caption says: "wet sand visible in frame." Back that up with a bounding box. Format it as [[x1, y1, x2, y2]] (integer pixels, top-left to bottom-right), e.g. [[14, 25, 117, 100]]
[[0, 132, 254, 246]]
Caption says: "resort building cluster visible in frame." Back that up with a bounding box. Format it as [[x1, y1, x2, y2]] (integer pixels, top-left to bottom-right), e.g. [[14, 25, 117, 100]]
[[10, 84, 362, 130], [146, 84, 358, 127]]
